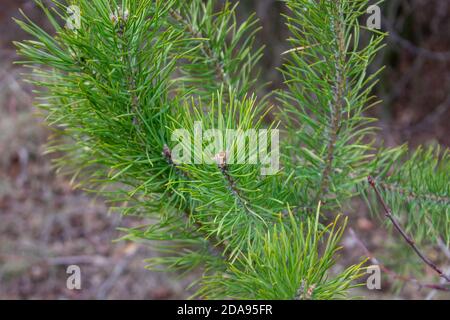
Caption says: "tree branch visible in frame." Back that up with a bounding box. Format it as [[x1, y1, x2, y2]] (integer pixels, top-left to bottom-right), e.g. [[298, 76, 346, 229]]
[[349, 228, 450, 292], [162, 145, 228, 258], [380, 181, 450, 205], [215, 151, 251, 214], [368, 176, 450, 283], [169, 8, 230, 86], [316, 2, 345, 204]]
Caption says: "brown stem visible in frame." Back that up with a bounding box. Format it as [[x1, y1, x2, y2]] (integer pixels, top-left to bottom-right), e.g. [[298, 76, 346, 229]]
[[114, 16, 140, 125], [216, 152, 249, 213], [162, 145, 227, 258], [368, 176, 450, 283], [169, 9, 229, 85], [315, 4, 346, 204], [349, 228, 450, 292]]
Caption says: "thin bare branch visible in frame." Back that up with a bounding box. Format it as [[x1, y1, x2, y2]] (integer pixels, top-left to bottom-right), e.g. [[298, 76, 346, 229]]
[[368, 176, 450, 283], [215, 151, 251, 213], [349, 228, 450, 292]]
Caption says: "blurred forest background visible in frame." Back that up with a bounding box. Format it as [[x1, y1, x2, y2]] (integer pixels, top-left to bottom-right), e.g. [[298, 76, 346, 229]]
[[0, 0, 449, 299]]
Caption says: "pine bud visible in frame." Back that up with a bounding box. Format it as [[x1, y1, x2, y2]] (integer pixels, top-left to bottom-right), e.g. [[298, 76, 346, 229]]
[[214, 151, 227, 169], [110, 13, 118, 24], [110, 7, 129, 25]]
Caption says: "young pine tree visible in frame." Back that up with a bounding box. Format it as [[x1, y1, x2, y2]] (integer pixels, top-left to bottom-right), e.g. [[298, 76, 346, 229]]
[[15, 0, 450, 299]]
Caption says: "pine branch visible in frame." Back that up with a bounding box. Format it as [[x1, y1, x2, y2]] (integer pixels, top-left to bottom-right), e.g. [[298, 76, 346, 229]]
[[315, 1, 346, 204], [113, 7, 140, 125], [368, 176, 450, 283], [161, 144, 227, 257], [380, 181, 450, 205], [14, 0, 410, 299], [15, 0, 229, 274], [170, 0, 263, 102], [196, 212, 365, 299], [168, 91, 289, 259], [279, 0, 386, 210], [215, 151, 252, 213], [169, 8, 229, 85], [162, 144, 190, 179]]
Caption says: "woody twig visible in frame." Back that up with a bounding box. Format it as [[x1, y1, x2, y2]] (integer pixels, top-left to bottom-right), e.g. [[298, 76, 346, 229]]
[[368, 176, 450, 283]]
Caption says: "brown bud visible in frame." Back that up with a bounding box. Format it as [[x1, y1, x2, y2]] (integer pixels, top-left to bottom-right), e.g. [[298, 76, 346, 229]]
[[214, 151, 227, 168], [162, 144, 172, 160]]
